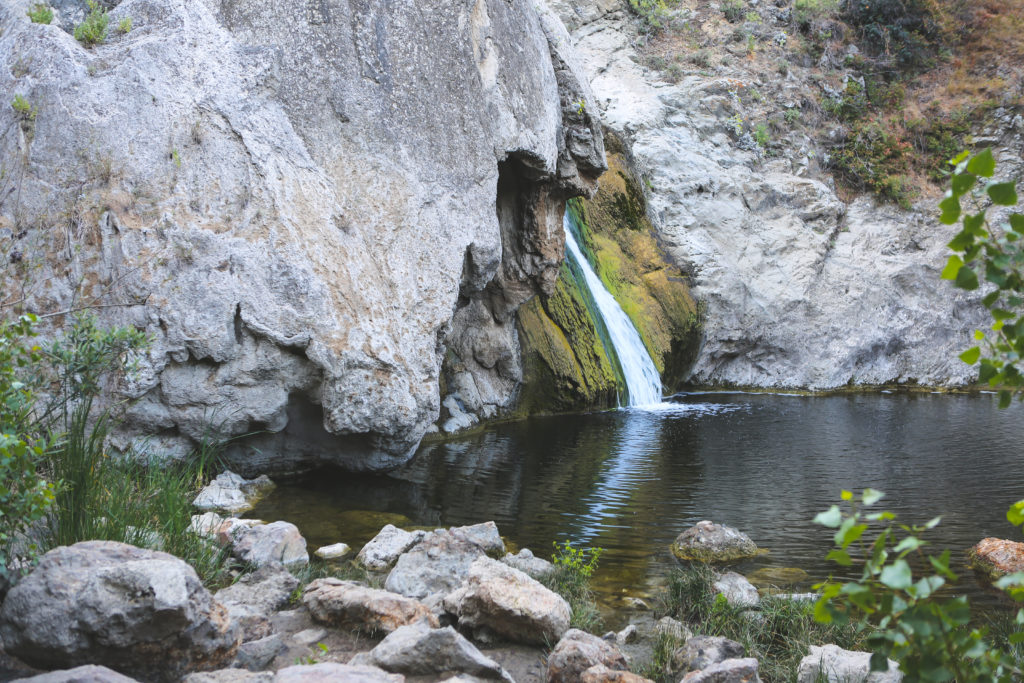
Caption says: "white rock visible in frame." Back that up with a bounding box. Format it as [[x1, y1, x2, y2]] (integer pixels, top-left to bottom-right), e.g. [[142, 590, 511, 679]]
[[500, 548, 556, 580], [222, 520, 308, 568], [314, 543, 351, 560], [193, 471, 274, 515], [682, 658, 763, 683], [291, 629, 328, 647], [357, 525, 426, 572], [713, 572, 760, 608], [797, 645, 902, 683], [189, 512, 225, 537]]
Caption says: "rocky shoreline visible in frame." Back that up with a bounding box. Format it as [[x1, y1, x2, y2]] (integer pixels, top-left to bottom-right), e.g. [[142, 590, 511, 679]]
[[0, 471, 926, 683]]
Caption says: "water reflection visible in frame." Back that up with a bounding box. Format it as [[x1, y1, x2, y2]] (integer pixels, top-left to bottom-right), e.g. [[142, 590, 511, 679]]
[[250, 393, 1024, 618]]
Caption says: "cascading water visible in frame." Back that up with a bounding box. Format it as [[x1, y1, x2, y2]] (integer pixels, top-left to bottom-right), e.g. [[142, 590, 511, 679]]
[[563, 212, 663, 407]]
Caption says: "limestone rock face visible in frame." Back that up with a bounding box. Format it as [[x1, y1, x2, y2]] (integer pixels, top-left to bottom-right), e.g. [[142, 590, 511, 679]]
[[0, 541, 240, 682], [213, 564, 299, 641], [671, 521, 759, 563], [0, 0, 604, 472], [302, 578, 438, 634], [551, 2, 990, 391], [444, 557, 570, 645]]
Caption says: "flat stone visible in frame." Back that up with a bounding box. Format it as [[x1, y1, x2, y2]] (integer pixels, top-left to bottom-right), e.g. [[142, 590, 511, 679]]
[[746, 567, 810, 587], [235, 634, 286, 672], [671, 521, 759, 563], [182, 672, 273, 683], [968, 538, 1024, 580], [291, 629, 328, 647], [193, 471, 275, 515], [314, 543, 351, 560], [797, 645, 902, 683], [303, 578, 438, 634], [581, 665, 654, 683], [352, 621, 512, 681], [357, 525, 426, 572]]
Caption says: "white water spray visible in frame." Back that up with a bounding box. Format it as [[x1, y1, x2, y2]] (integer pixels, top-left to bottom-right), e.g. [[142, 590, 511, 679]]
[[563, 213, 663, 407]]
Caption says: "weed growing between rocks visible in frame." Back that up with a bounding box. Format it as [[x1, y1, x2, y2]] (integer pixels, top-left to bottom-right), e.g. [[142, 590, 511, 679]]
[[73, 1, 109, 46], [658, 565, 866, 682], [26, 4, 52, 25], [543, 540, 604, 632]]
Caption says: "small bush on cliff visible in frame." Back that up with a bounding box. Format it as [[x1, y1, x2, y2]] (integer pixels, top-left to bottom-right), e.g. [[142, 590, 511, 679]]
[[73, 0, 109, 46], [26, 4, 53, 24]]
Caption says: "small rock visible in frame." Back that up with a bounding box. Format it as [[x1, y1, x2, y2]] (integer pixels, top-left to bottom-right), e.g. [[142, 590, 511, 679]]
[[797, 644, 901, 683], [303, 578, 438, 633], [581, 665, 654, 683], [546, 629, 628, 683], [615, 624, 638, 646], [13, 665, 140, 682], [671, 521, 759, 563], [450, 522, 505, 556], [234, 634, 286, 671], [674, 636, 745, 672], [314, 543, 351, 560], [274, 663, 403, 682], [352, 620, 512, 681], [745, 567, 809, 587], [444, 557, 570, 646], [622, 597, 650, 610], [968, 538, 1024, 579], [713, 572, 760, 608], [223, 520, 308, 568], [193, 471, 275, 515], [190, 512, 226, 537], [654, 616, 691, 643], [291, 628, 328, 647], [681, 657, 762, 682], [0, 541, 240, 682], [357, 525, 426, 571], [501, 548, 555, 580], [385, 529, 487, 600], [774, 593, 818, 602]]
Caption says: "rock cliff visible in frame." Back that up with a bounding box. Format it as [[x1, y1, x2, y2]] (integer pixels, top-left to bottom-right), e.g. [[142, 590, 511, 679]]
[[0, 0, 604, 471], [552, 0, 1006, 390]]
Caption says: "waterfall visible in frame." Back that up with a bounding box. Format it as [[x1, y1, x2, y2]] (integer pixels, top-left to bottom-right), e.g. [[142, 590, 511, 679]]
[[563, 212, 663, 407]]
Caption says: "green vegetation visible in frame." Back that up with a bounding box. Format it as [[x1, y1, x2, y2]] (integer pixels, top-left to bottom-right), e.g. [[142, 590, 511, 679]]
[[940, 148, 1024, 405], [10, 95, 35, 122], [793, 0, 838, 29], [753, 122, 770, 148], [26, 3, 53, 24], [812, 488, 1024, 680], [829, 121, 914, 209], [651, 564, 865, 682], [721, 0, 745, 24], [117, 17, 132, 34], [543, 540, 604, 632], [74, 1, 109, 46], [628, 0, 679, 34]]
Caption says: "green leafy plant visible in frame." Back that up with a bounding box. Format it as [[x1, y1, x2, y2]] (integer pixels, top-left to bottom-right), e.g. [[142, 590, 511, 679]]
[[828, 120, 914, 208], [939, 148, 1024, 406], [10, 95, 36, 122], [117, 17, 132, 34], [793, 0, 838, 28], [721, 0, 745, 23], [26, 3, 53, 24], [628, 0, 676, 33], [784, 108, 801, 125], [73, 1, 109, 46], [813, 489, 1024, 680], [544, 540, 604, 631], [754, 123, 770, 148]]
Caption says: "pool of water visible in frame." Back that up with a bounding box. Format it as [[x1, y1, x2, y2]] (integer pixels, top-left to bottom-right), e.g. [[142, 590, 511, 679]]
[[250, 392, 1024, 621]]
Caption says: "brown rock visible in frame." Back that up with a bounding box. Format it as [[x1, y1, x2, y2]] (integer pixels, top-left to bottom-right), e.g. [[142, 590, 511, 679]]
[[581, 664, 654, 683], [302, 579, 437, 634], [968, 538, 1024, 579], [546, 630, 628, 683]]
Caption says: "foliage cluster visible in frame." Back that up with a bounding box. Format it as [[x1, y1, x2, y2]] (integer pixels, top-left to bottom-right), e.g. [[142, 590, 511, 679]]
[[939, 148, 1024, 405], [844, 0, 955, 72], [721, 0, 745, 24], [652, 564, 864, 682], [26, 3, 53, 25], [813, 488, 1024, 680], [74, 1, 109, 46], [543, 540, 604, 632], [628, 0, 680, 35], [10, 95, 36, 122], [792, 0, 838, 30], [829, 120, 914, 208]]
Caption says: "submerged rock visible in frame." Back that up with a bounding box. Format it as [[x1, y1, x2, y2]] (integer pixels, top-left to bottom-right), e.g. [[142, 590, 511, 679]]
[[745, 567, 810, 588], [313, 543, 351, 560], [0, 541, 240, 682], [968, 538, 1024, 579], [444, 557, 570, 645], [357, 525, 426, 572], [350, 621, 512, 681], [193, 471, 275, 515], [797, 645, 901, 683], [681, 658, 762, 683], [671, 521, 759, 563], [303, 578, 437, 634], [674, 636, 745, 673], [547, 629, 629, 683]]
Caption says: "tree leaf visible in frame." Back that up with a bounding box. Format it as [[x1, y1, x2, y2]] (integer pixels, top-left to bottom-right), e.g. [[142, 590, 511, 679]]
[[1008, 500, 1024, 527], [938, 194, 961, 225], [967, 148, 995, 177], [951, 173, 976, 196], [987, 182, 1019, 206], [862, 488, 885, 505], [827, 549, 853, 566], [959, 347, 981, 365], [955, 266, 979, 291], [940, 255, 963, 280], [880, 559, 913, 590], [814, 505, 843, 528]]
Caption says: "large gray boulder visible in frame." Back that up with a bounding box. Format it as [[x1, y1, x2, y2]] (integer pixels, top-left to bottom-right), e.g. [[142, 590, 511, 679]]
[[443, 556, 570, 645], [357, 525, 426, 572], [220, 520, 309, 568], [0, 541, 240, 682], [384, 529, 488, 600], [681, 658, 762, 683], [303, 578, 438, 634], [501, 548, 556, 580], [0, 0, 605, 473], [797, 645, 902, 683], [350, 621, 513, 681], [546, 629, 629, 683], [671, 521, 759, 563], [674, 636, 746, 673]]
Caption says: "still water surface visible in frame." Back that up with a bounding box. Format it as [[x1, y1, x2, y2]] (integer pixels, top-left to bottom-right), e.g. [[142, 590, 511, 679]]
[[251, 392, 1024, 619]]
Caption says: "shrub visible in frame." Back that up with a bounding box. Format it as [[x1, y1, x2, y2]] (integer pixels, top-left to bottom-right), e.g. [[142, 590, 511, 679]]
[[26, 3, 53, 24], [722, 0, 745, 23], [117, 17, 132, 34], [907, 111, 971, 182], [844, 0, 953, 71], [10, 95, 35, 121], [793, 0, 838, 29], [629, 0, 676, 34], [828, 120, 914, 208], [813, 488, 1024, 680], [73, 1, 109, 46], [754, 123, 770, 148], [939, 148, 1024, 405]]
